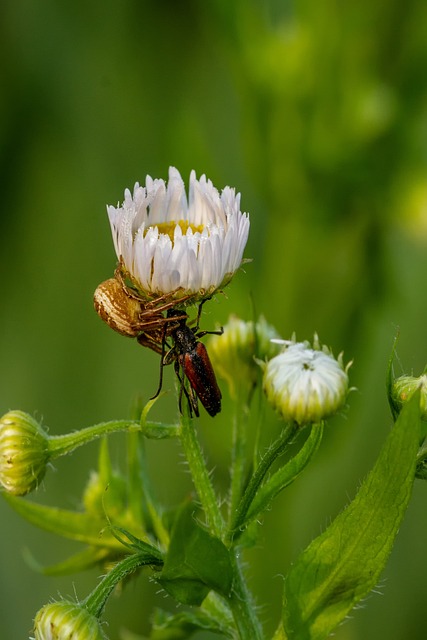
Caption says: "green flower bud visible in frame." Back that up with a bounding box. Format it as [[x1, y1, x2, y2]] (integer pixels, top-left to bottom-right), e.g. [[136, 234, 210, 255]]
[[0, 410, 49, 496], [391, 374, 427, 420], [263, 337, 350, 425], [83, 469, 127, 518], [208, 315, 280, 399], [33, 600, 108, 640]]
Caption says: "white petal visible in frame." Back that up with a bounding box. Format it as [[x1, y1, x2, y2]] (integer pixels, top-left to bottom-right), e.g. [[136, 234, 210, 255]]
[[105, 167, 250, 298]]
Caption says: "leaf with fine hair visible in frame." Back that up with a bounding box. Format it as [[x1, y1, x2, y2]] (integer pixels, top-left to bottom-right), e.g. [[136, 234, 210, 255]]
[[245, 423, 323, 526], [149, 607, 234, 639], [282, 392, 421, 640], [159, 503, 233, 606], [3, 495, 131, 550]]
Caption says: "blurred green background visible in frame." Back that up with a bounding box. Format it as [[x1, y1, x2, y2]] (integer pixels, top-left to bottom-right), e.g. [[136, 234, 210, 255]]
[[1, 1, 427, 638]]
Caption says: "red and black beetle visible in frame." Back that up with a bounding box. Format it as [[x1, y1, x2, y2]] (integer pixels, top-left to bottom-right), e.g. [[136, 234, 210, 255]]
[[160, 308, 223, 418]]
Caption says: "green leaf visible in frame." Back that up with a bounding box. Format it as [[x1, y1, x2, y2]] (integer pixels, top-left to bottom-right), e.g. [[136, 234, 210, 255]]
[[149, 607, 234, 639], [3, 495, 127, 550], [159, 504, 233, 606], [282, 392, 421, 640], [23, 545, 113, 575], [245, 423, 324, 526]]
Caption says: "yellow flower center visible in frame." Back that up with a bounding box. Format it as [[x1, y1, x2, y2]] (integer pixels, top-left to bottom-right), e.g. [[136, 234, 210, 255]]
[[147, 220, 205, 241]]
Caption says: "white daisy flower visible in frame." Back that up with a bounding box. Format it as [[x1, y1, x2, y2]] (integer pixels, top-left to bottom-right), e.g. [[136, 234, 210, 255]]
[[107, 167, 250, 304], [263, 337, 350, 425]]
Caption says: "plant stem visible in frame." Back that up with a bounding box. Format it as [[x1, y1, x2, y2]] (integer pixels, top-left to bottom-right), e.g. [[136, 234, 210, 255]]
[[83, 551, 163, 619], [228, 392, 250, 526], [47, 420, 141, 458], [47, 419, 179, 460], [229, 422, 298, 541], [179, 412, 224, 539], [228, 549, 263, 640]]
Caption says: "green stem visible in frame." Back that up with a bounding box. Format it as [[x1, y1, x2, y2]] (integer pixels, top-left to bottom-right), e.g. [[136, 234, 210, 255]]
[[127, 431, 170, 547], [228, 549, 263, 640], [229, 422, 298, 541], [47, 419, 179, 460], [179, 412, 224, 539], [47, 420, 141, 458], [228, 392, 250, 526], [83, 551, 163, 619]]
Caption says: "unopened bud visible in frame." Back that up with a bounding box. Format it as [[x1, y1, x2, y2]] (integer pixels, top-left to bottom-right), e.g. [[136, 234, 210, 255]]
[[208, 315, 280, 399], [0, 410, 49, 496], [33, 600, 107, 639], [391, 374, 427, 420], [263, 337, 350, 425]]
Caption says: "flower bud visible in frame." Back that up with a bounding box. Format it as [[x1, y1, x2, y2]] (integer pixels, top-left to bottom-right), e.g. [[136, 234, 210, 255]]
[[33, 600, 107, 639], [0, 410, 49, 496], [83, 468, 127, 519], [391, 374, 427, 420], [208, 315, 281, 399], [263, 337, 350, 425]]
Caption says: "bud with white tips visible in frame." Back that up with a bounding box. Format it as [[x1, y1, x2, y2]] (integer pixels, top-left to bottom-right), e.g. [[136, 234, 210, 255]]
[[263, 336, 351, 425]]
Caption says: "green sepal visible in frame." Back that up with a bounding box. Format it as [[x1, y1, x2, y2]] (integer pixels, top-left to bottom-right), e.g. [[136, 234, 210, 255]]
[[149, 607, 234, 639], [3, 494, 129, 550], [244, 423, 323, 526], [282, 391, 421, 640], [110, 526, 164, 565], [159, 503, 233, 605]]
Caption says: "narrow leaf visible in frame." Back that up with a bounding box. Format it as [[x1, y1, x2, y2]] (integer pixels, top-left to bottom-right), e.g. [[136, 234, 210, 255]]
[[23, 545, 113, 575], [282, 392, 421, 640], [3, 496, 125, 550], [245, 423, 323, 525]]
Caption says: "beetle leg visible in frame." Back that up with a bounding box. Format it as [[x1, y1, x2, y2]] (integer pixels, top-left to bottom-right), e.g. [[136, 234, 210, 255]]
[[196, 326, 224, 339], [149, 314, 179, 400]]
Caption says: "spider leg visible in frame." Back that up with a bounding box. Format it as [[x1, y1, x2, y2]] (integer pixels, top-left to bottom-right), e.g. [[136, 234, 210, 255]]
[[137, 311, 187, 331], [143, 292, 194, 314]]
